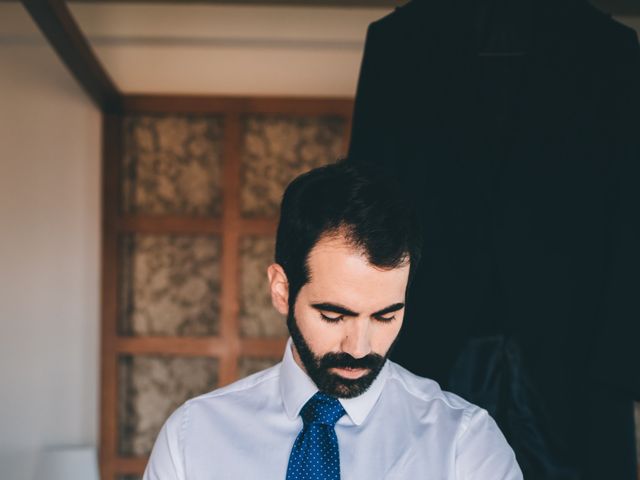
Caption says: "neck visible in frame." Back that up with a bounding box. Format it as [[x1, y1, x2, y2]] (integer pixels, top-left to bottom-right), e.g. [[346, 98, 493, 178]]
[[290, 342, 308, 374]]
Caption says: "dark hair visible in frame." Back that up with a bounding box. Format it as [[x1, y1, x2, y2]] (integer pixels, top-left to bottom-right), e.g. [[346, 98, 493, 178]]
[[275, 159, 422, 308]]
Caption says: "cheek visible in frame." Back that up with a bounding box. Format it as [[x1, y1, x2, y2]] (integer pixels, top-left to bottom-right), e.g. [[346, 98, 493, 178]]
[[294, 304, 343, 351], [372, 316, 404, 352]]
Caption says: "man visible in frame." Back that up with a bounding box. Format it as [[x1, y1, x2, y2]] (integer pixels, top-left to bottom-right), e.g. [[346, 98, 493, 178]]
[[143, 160, 522, 479]]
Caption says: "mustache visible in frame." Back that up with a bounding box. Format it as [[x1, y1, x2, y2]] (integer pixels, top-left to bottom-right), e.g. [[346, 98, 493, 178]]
[[319, 352, 385, 370]]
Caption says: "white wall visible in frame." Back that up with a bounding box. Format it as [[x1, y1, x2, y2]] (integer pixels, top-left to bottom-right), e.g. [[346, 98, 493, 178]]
[[0, 5, 101, 480]]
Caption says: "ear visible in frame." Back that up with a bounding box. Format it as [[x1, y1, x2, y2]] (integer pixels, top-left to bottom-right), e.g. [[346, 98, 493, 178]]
[[267, 263, 289, 315]]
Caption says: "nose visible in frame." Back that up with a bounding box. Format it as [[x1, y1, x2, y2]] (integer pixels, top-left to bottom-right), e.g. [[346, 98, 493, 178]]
[[340, 317, 372, 359]]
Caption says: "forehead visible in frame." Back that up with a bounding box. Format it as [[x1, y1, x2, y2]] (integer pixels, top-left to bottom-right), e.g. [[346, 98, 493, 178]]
[[304, 235, 409, 308]]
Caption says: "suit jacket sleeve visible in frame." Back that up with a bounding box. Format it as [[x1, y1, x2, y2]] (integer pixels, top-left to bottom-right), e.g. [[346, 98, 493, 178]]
[[349, 20, 398, 170]]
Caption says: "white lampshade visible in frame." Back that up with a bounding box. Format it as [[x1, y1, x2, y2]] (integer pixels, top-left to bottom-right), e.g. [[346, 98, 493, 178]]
[[34, 445, 100, 480]]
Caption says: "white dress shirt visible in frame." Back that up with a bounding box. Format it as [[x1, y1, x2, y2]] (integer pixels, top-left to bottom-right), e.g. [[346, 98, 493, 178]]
[[143, 339, 523, 479]]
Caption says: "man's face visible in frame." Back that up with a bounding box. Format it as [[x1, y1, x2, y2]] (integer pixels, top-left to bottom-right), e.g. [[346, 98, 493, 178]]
[[287, 234, 410, 398]]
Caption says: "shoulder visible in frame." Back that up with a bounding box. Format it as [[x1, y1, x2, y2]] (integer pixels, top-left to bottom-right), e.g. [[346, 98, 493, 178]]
[[189, 361, 281, 408], [192, 362, 281, 401], [385, 361, 497, 438], [367, 1, 428, 38], [386, 362, 521, 477], [165, 362, 282, 434], [579, 1, 637, 39], [387, 360, 479, 414], [558, 0, 638, 54]]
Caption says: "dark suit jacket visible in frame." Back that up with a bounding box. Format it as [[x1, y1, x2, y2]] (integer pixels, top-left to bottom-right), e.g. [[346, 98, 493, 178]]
[[349, 0, 640, 478]]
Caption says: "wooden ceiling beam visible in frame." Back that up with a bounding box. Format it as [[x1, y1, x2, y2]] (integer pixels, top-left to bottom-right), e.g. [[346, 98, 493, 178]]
[[21, 0, 122, 113]]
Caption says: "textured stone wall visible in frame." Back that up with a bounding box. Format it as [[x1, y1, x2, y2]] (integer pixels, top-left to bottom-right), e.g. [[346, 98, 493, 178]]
[[239, 236, 288, 337], [122, 115, 224, 216], [116, 111, 347, 462], [119, 235, 221, 336], [240, 114, 345, 217], [118, 356, 218, 456], [238, 357, 281, 379]]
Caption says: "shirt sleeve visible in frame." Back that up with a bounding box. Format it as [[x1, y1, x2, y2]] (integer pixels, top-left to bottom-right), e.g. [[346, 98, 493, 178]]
[[143, 404, 188, 480], [455, 407, 523, 480]]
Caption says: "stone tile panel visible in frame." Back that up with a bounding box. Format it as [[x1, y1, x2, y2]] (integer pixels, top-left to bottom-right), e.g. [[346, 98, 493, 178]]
[[238, 357, 281, 379], [122, 115, 224, 216], [119, 234, 221, 336], [118, 355, 218, 456], [239, 236, 288, 338], [240, 115, 346, 218]]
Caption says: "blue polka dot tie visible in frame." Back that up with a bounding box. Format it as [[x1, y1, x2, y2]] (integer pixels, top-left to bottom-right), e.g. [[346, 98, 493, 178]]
[[286, 392, 346, 480]]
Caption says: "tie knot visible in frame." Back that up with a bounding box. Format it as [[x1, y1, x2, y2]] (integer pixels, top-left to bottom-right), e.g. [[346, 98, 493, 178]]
[[300, 392, 345, 426]]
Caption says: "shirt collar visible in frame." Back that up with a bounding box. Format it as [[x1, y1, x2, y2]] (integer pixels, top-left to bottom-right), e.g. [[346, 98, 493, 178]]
[[280, 338, 390, 426]]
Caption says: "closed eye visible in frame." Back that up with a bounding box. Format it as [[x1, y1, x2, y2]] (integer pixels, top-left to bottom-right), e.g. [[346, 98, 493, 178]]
[[320, 312, 343, 323], [374, 315, 396, 323]]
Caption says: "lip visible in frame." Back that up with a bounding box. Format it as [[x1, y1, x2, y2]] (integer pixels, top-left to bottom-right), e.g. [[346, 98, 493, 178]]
[[330, 367, 370, 379]]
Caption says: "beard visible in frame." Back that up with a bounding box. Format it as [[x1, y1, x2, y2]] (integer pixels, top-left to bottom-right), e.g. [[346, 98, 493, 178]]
[[286, 308, 397, 399]]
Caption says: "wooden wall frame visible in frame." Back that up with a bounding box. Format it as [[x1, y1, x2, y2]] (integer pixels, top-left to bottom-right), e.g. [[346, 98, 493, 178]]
[[100, 95, 352, 478]]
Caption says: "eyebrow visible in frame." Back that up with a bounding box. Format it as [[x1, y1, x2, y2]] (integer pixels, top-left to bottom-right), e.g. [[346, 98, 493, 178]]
[[310, 302, 405, 317]]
